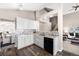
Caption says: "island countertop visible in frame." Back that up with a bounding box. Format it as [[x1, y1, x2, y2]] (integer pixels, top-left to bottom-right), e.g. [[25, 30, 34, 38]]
[[33, 33, 59, 39]]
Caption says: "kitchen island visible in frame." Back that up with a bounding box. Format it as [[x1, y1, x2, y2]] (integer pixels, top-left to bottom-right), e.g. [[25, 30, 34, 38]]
[[34, 32, 59, 55]]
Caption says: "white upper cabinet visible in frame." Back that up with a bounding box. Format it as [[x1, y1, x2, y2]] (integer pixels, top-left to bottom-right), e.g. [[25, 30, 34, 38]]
[[16, 17, 39, 30]]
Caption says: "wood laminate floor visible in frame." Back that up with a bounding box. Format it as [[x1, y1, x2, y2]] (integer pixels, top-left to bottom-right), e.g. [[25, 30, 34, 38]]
[[17, 44, 52, 56], [0, 44, 52, 56], [0, 44, 78, 56]]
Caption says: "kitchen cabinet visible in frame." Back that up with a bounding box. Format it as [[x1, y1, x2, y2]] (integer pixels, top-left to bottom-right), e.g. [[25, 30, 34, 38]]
[[53, 36, 60, 55], [25, 35, 34, 47], [17, 35, 34, 49], [34, 34, 59, 55], [18, 35, 25, 49], [34, 35, 44, 48], [16, 17, 39, 30]]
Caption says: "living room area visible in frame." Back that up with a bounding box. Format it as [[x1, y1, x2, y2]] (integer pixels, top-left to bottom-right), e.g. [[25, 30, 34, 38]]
[[63, 3, 79, 55]]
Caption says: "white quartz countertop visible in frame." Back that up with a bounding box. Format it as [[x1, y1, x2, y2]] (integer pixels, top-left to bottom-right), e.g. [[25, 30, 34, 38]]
[[34, 33, 59, 39], [44, 35, 59, 38]]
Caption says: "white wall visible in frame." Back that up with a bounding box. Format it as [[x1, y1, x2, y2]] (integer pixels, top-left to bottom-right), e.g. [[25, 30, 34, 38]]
[[63, 11, 79, 29], [0, 9, 35, 21], [36, 9, 52, 32], [39, 22, 51, 32]]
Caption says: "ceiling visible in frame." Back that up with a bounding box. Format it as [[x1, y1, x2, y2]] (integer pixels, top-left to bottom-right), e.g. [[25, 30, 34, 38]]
[[0, 3, 78, 14], [63, 3, 79, 15], [0, 3, 59, 11]]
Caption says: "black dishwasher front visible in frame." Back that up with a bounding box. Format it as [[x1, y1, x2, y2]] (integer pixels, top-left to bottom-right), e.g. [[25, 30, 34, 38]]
[[44, 37, 53, 55]]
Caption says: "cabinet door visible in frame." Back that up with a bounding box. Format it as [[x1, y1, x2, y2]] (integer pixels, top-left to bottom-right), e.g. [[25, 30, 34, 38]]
[[38, 36, 44, 48], [34, 35, 37, 44], [18, 35, 25, 49], [24, 35, 34, 47], [16, 17, 28, 29], [34, 35, 44, 48], [53, 36, 59, 55], [16, 17, 39, 29]]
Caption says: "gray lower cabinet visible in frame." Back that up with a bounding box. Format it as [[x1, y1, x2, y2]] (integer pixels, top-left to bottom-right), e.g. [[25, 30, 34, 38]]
[[34, 35, 44, 48]]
